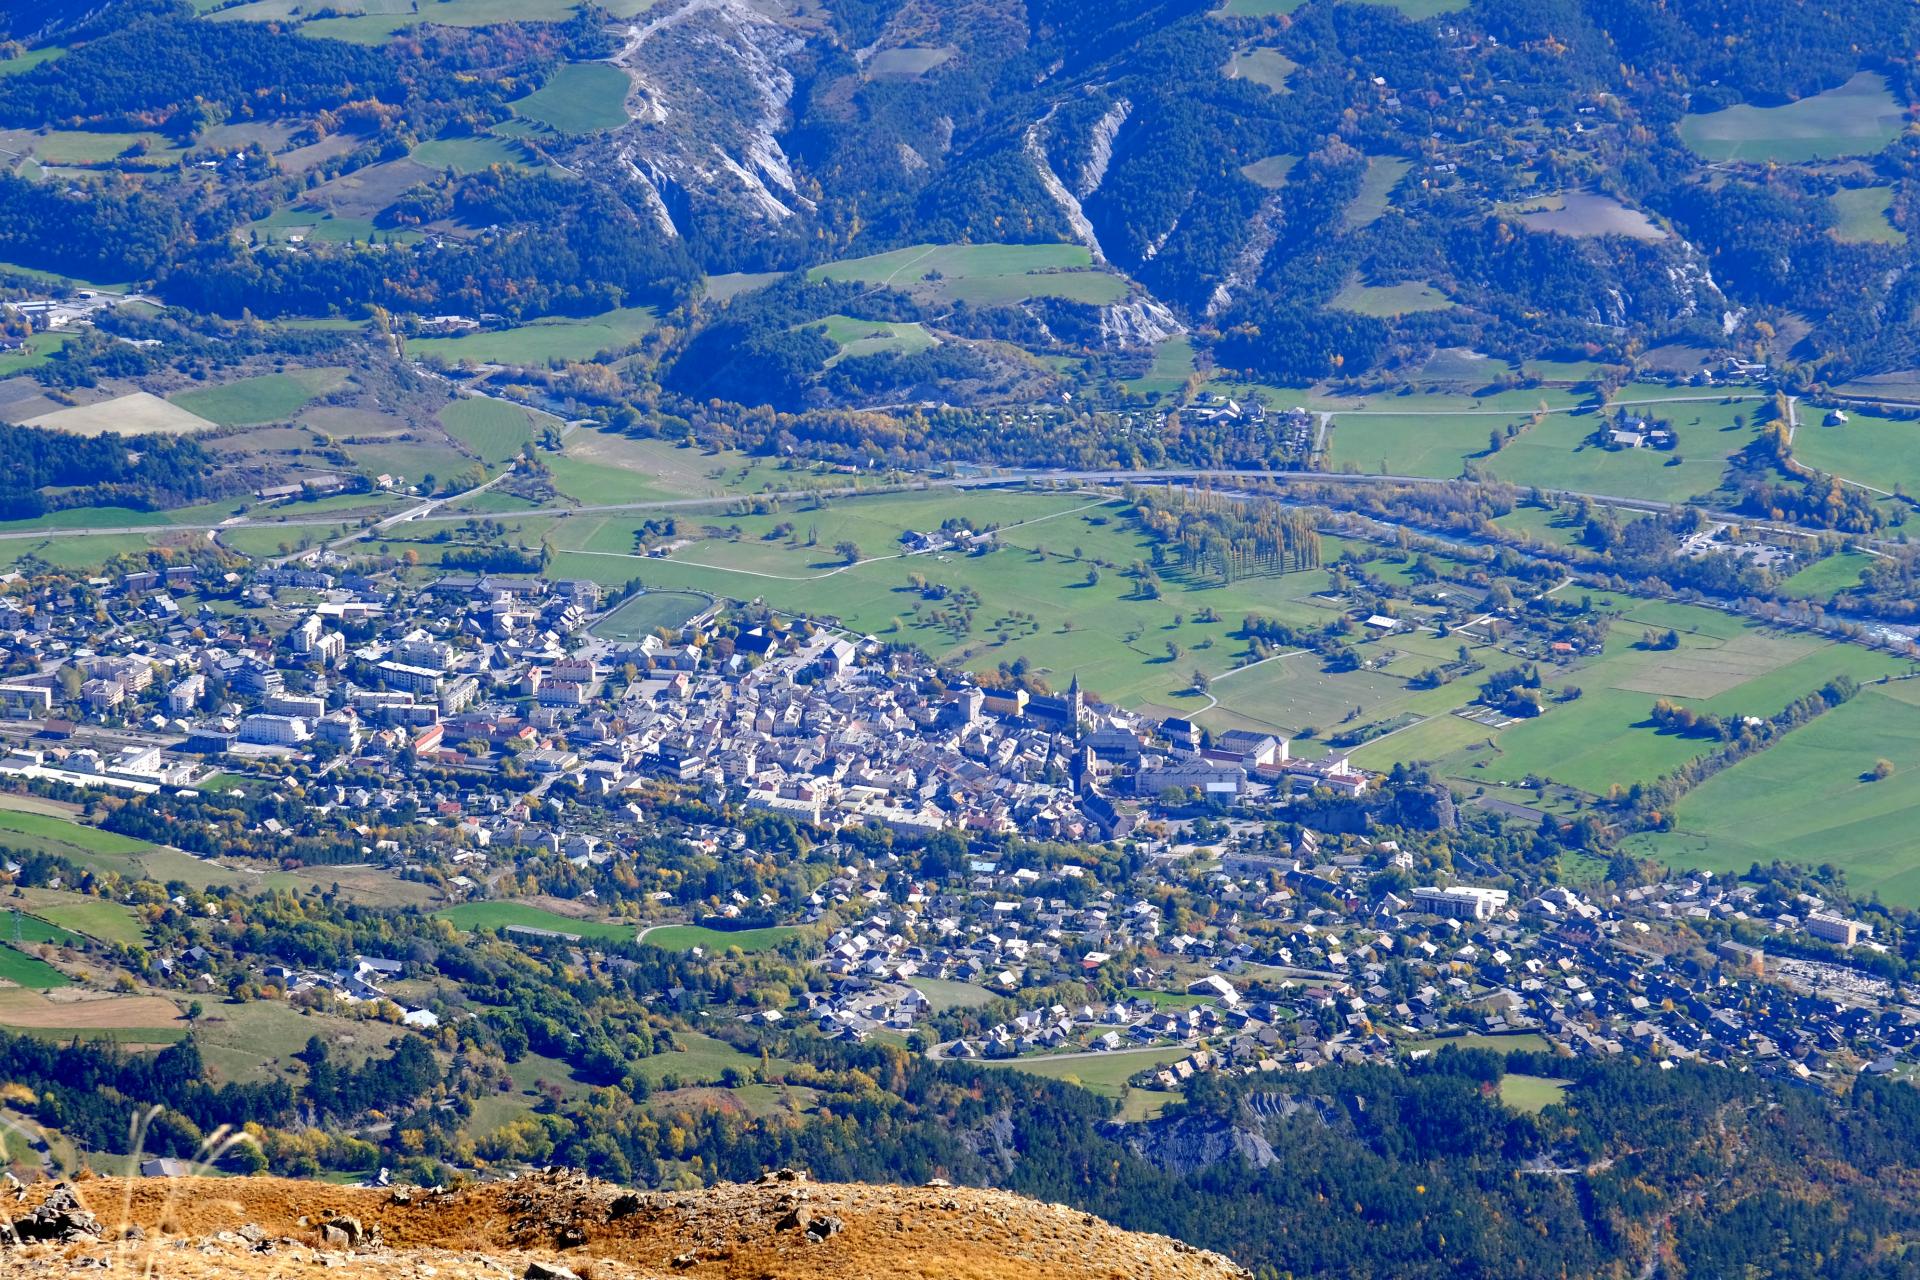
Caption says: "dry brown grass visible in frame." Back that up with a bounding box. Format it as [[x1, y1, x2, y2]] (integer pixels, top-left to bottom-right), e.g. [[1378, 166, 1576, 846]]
[[7, 1172, 1250, 1280], [0, 990, 182, 1029]]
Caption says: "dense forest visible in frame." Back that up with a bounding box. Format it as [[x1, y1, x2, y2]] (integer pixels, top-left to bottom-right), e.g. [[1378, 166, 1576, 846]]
[[0, 421, 218, 518]]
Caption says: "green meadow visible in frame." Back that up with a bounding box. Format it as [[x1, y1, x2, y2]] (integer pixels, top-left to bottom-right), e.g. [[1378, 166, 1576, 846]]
[[1678, 72, 1905, 163], [410, 306, 657, 366], [435, 902, 637, 942], [1626, 686, 1920, 905], [169, 368, 348, 426]]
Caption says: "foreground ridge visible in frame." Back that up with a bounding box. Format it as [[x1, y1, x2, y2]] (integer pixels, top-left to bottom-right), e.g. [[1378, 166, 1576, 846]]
[[1, 1169, 1251, 1280]]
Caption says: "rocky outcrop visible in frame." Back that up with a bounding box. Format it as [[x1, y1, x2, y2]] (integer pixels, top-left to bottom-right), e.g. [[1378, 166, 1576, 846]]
[[1, 1171, 1252, 1280]]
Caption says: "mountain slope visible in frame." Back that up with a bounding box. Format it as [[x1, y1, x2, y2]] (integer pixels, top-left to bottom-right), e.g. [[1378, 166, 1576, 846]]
[[2, 1170, 1251, 1280]]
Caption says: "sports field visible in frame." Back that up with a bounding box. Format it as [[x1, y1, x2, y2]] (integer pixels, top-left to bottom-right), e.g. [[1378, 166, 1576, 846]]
[[512, 62, 631, 133], [810, 243, 1128, 306], [169, 368, 348, 426], [410, 306, 657, 366], [435, 901, 637, 942], [1626, 686, 1920, 904], [590, 590, 710, 641], [1678, 72, 1905, 163]]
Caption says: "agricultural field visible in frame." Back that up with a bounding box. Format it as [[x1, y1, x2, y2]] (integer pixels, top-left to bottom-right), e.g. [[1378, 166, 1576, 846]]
[[545, 431, 865, 506], [1678, 72, 1905, 163], [810, 242, 1127, 306], [1345, 155, 1410, 229], [0, 808, 239, 889], [0, 46, 65, 76], [210, 0, 585, 42], [640, 924, 803, 953], [546, 490, 1377, 714], [1510, 193, 1666, 241], [590, 589, 711, 641], [10, 892, 145, 947], [1626, 686, 1920, 905], [980, 1046, 1192, 1098], [0, 990, 183, 1042], [0, 946, 70, 990], [1226, 47, 1295, 92], [0, 127, 183, 167], [168, 368, 349, 426], [1239, 154, 1298, 189], [1497, 1074, 1570, 1113], [810, 314, 937, 364], [439, 397, 548, 464], [630, 1031, 778, 1087], [1436, 607, 1910, 797], [704, 271, 783, 303], [1790, 407, 1920, 496], [1330, 410, 1521, 479], [409, 306, 657, 366], [1125, 336, 1198, 398], [412, 134, 534, 174], [1212, 0, 1307, 13], [1484, 403, 1758, 504], [1332, 280, 1453, 317], [907, 977, 995, 1012], [0, 531, 159, 573], [511, 62, 631, 134], [0, 331, 67, 378], [1777, 549, 1874, 599], [23, 391, 215, 437], [1830, 186, 1905, 245], [191, 1001, 403, 1086], [436, 901, 638, 941], [866, 46, 954, 78]]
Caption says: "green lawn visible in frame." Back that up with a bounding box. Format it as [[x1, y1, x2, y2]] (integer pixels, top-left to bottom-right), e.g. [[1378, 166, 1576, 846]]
[[435, 902, 636, 942], [1410, 1032, 1552, 1055], [168, 368, 348, 426], [512, 62, 630, 134], [1679, 72, 1905, 163], [440, 398, 545, 464], [1626, 687, 1920, 905], [641, 923, 802, 953], [410, 306, 657, 366]]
